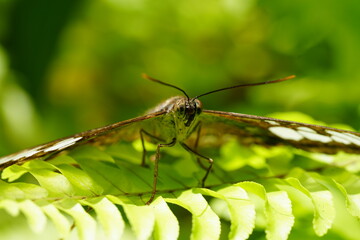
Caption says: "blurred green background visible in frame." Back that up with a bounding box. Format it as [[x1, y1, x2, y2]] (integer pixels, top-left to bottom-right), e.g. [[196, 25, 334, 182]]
[[0, 0, 360, 155]]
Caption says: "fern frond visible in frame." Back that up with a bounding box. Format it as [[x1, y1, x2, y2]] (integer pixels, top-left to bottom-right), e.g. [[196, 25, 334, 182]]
[[1, 138, 360, 239]]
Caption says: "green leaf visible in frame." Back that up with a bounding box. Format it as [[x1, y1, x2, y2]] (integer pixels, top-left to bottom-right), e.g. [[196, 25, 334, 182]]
[[70, 145, 115, 163], [347, 193, 360, 218], [75, 157, 151, 194], [0, 180, 26, 199], [0, 180, 47, 200], [81, 197, 124, 240], [265, 191, 294, 240], [12, 183, 48, 199], [0, 199, 20, 216], [195, 186, 256, 240], [56, 164, 104, 196], [217, 186, 256, 240], [56, 199, 97, 240], [1, 164, 29, 181], [311, 171, 360, 220], [310, 190, 335, 236], [122, 203, 155, 240], [41, 203, 71, 238], [166, 190, 221, 240], [219, 139, 266, 170], [29, 168, 75, 197], [237, 181, 266, 198], [1, 132, 359, 239], [286, 177, 335, 236], [238, 182, 294, 240], [227, 187, 256, 238], [107, 141, 144, 163], [19, 200, 47, 233], [152, 196, 179, 240]]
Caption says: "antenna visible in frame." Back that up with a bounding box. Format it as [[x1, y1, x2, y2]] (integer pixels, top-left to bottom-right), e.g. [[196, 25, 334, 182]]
[[194, 75, 296, 99], [142, 73, 190, 100]]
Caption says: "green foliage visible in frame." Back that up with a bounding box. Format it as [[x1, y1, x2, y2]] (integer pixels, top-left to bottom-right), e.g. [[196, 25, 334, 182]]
[[1, 0, 360, 154], [1, 134, 359, 239], [1, 0, 360, 239]]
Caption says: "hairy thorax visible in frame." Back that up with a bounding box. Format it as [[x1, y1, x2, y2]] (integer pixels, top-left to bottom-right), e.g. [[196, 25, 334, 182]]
[[146, 96, 203, 143]]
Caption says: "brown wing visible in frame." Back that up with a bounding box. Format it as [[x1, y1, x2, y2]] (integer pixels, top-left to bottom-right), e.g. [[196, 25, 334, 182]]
[[200, 110, 360, 154], [0, 111, 166, 169]]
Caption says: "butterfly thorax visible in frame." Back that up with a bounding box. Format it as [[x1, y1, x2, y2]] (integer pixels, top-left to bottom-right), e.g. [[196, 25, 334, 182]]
[[149, 96, 202, 142]]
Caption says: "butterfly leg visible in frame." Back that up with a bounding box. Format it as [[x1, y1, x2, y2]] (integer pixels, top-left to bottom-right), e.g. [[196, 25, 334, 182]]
[[140, 129, 164, 167], [146, 138, 176, 205], [193, 123, 208, 170], [180, 142, 213, 188]]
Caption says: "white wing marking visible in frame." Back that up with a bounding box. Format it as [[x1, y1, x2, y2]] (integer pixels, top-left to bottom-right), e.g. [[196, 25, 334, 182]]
[[43, 137, 83, 152], [0, 146, 44, 164], [0, 137, 83, 165], [325, 130, 360, 146], [269, 126, 304, 141], [265, 120, 280, 125], [325, 130, 352, 145], [343, 133, 360, 146], [296, 127, 332, 143]]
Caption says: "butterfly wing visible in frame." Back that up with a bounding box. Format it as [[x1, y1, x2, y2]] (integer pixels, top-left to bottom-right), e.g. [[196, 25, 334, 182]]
[[0, 111, 167, 169], [3, 107, 360, 169], [200, 110, 360, 154]]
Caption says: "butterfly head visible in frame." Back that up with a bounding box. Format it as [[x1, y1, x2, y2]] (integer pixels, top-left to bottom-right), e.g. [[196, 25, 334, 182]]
[[173, 97, 202, 127], [143, 73, 295, 132]]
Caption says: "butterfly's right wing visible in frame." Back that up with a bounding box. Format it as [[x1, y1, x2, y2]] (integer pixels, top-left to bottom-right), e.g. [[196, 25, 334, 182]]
[[0, 111, 167, 169], [198, 110, 360, 154]]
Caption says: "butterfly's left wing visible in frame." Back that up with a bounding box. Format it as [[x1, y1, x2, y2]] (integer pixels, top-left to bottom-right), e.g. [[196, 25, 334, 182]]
[[0, 111, 167, 169], [200, 110, 360, 154]]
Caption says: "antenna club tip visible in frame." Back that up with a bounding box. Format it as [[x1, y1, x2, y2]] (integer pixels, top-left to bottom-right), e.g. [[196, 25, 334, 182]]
[[276, 74, 296, 83], [286, 75, 296, 79], [141, 73, 150, 79]]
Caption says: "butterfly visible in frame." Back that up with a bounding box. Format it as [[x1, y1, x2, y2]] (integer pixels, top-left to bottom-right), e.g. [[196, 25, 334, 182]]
[[1, 74, 360, 204]]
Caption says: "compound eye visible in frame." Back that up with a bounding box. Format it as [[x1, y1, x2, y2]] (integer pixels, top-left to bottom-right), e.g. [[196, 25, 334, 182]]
[[179, 105, 185, 113], [188, 106, 196, 115]]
